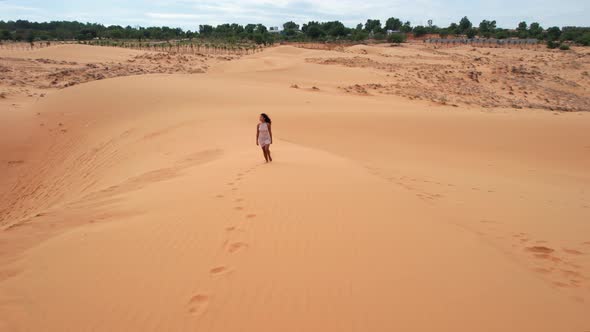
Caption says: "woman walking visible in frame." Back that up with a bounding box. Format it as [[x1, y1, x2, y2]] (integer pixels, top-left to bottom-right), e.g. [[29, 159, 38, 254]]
[[256, 113, 273, 163]]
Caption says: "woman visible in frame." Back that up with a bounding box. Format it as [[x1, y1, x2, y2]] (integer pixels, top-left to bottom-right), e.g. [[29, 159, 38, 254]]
[[256, 113, 273, 163]]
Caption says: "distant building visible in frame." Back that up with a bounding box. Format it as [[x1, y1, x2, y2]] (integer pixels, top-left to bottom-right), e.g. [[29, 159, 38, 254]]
[[269, 27, 280, 34]]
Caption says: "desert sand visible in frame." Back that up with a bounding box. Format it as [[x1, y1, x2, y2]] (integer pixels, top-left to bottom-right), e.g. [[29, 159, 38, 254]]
[[0, 43, 589, 331]]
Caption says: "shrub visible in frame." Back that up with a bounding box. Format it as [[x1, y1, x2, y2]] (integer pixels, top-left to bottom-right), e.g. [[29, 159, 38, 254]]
[[387, 33, 407, 44], [546, 40, 559, 49], [373, 32, 387, 40], [576, 32, 590, 46], [559, 44, 570, 50]]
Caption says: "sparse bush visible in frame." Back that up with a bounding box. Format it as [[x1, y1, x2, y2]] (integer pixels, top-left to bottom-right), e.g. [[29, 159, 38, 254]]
[[577, 32, 590, 46], [494, 29, 509, 39], [547, 40, 560, 49], [387, 33, 407, 44], [465, 28, 477, 39], [373, 32, 387, 40], [559, 44, 570, 50], [412, 25, 428, 37]]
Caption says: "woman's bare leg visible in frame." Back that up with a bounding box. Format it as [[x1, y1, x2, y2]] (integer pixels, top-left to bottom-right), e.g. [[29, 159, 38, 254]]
[[266, 146, 272, 162], [261, 146, 269, 162]]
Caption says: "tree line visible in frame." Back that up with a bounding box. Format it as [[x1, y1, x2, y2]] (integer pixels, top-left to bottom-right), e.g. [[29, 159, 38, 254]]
[[1, 18, 589, 46]]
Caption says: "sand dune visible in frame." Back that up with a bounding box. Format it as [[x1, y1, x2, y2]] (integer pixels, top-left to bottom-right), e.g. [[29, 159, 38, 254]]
[[0, 44, 589, 331]]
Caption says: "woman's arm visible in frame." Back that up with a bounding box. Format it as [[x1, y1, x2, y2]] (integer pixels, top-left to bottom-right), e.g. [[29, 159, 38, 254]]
[[256, 124, 259, 145], [268, 123, 273, 144]]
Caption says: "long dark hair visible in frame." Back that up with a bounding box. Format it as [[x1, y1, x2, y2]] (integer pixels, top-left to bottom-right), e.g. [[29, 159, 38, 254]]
[[260, 113, 271, 124]]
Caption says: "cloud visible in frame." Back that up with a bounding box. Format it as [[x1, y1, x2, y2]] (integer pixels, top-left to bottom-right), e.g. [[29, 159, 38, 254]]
[[0, 3, 39, 11], [145, 12, 203, 19]]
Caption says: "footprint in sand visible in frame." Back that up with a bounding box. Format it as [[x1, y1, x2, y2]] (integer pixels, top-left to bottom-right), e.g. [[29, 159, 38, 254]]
[[560, 269, 583, 278], [225, 226, 236, 232], [234, 198, 244, 202], [553, 281, 571, 288], [563, 248, 585, 255], [210, 266, 230, 275], [227, 182, 234, 186], [187, 294, 209, 315], [231, 187, 238, 191], [532, 267, 553, 274], [246, 214, 256, 219], [479, 219, 500, 224], [234, 206, 244, 211], [215, 194, 224, 198], [227, 242, 248, 253], [525, 246, 555, 254]]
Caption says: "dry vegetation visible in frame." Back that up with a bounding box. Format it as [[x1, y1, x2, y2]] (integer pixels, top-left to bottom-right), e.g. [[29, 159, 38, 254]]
[[307, 44, 590, 111], [0, 47, 237, 102]]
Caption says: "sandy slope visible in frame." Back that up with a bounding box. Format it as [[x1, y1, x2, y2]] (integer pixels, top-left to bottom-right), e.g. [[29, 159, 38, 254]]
[[0, 45, 589, 331], [0, 44, 148, 63]]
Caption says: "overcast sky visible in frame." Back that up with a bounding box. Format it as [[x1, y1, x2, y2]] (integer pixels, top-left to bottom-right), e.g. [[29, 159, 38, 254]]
[[1, 0, 588, 30]]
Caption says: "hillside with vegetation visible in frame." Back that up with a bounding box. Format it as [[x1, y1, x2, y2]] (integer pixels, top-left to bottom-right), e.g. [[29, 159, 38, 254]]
[[1, 17, 589, 46]]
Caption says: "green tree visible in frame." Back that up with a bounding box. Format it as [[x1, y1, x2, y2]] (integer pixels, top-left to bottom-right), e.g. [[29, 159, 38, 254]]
[[244, 24, 256, 34], [577, 32, 590, 46], [458, 16, 472, 33], [323, 21, 348, 37], [400, 21, 412, 33], [283, 21, 299, 31], [302, 22, 324, 39], [478, 20, 496, 38], [465, 28, 477, 39], [494, 29, 509, 39], [364, 19, 382, 34], [447, 23, 459, 35], [254, 24, 267, 34], [77, 28, 97, 40], [0, 29, 12, 40], [26, 32, 35, 43], [385, 17, 402, 31], [516, 21, 528, 38], [282, 21, 299, 38], [546, 26, 561, 41], [529, 22, 543, 38], [199, 25, 214, 36]]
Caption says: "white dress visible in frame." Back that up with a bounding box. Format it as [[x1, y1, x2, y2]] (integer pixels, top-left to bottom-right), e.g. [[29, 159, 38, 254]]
[[258, 122, 271, 147]]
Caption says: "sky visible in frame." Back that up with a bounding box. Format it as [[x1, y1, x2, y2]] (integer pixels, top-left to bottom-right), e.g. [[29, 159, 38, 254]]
[[0, 0, 588, 30]]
